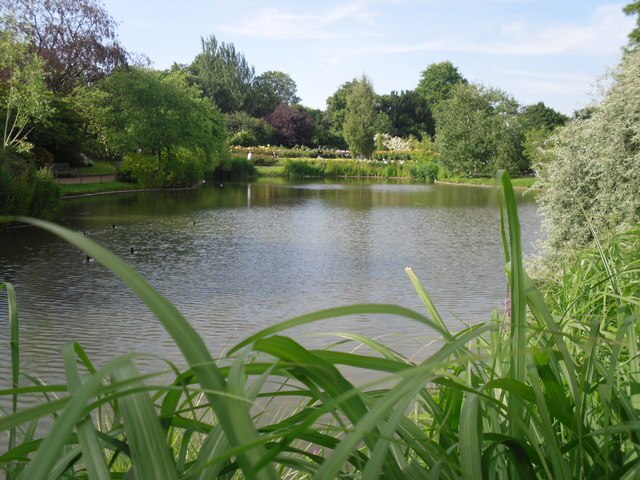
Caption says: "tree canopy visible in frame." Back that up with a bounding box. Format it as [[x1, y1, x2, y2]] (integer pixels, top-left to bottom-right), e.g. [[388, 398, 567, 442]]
[[75, 67, 225, 167], [265, 104, 314, 147], [416, 61, 467, 110], [343, 77, 377, 158], [191, 35, 255, 113], [251, 70, 300, 117], [434, 83, 525, 176], [2, 0, 128, 93]]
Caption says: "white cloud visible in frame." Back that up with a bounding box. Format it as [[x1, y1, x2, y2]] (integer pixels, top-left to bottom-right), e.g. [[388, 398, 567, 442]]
[[225, 0, 384, 39]]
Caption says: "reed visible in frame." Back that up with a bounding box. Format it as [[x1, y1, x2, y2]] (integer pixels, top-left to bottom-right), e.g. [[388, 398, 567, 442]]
[[1, 171, 640, 479]]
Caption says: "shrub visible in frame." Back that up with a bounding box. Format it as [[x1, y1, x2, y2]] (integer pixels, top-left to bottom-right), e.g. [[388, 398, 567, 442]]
[[536, 48, 640, 256], [410, 161, 439, 183], [212, 157, 257, 180], [0, 158, 60, 217], [117, 153, 164, 189]]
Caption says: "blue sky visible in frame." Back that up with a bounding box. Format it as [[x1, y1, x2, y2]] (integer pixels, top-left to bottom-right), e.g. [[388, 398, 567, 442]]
[[103, 0, 634, 115]]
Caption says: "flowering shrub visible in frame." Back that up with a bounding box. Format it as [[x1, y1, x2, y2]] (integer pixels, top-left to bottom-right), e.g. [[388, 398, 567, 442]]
[[374, 133, 415, 151]]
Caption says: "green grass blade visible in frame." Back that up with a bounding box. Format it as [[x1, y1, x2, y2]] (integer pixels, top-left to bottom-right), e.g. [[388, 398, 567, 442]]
[[459, 393, 482, 480], [4, 282, 20, 480], [498, 170, 527, 442], [14, 216, 277, 480], [110, 360, 178, 479], [62, 343, 110, 480], [404, 267, 452, 340], [230, 303, 442, 354]]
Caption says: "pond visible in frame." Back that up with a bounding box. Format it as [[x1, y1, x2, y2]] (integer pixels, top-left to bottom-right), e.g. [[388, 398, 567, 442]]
[[0, 178, 541, 383]]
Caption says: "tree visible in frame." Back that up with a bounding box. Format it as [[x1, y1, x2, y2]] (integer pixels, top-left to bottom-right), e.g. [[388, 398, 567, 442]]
[[343, 76, 377, 158], [265, 104, 314, 147], [325, 79, 358, 147], [378, 90, 433, 139], [0, 29, 53, 165], [251, 71, 300, 117], [416, 61, 467, 110], [520, 102, 568, 132], [624, 1, 640, 47], [434, 83, 525, 176], [190, 35, 254, 113], [2, 0, 128, 93], [536, 48, 640, 253], [75, 68, 225, 169], [225, 111, 275, 146]]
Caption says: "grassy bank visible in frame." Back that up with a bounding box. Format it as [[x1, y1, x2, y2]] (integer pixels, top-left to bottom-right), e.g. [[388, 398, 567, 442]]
[[2, 172, 639, 478], [437, 175, 538, 188], [60, 181, 141, 197]]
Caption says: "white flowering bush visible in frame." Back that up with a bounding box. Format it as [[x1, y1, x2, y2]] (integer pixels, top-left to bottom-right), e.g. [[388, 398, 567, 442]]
[[536, 49, 640, 255], [373, 133, 413, 151]]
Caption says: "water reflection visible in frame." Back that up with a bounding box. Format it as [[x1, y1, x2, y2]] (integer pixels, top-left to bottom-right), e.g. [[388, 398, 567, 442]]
[[0, 179, 541, 383]]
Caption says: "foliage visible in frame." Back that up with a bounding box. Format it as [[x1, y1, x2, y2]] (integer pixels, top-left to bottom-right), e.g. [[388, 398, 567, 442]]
[[324, 79, 358, 147], [519, 101, 568, 132], [343, 76, 377, 158], [190, 35, 255, 113], [624, 1, 640, 47], [0, 159, 60, 216], [536, 48, 640, 253], [225, 111, 275, 146], [28, 94, 87, 165], [250, 70, 300, 117], [379, 89, 434, 139], [434, 83, 526, 176], [265, 104, 314, 147], [0, 30, 53, 163], [283, 158, 413, 178], [2, 0, 128, 93], [212, 157, 257, 180], [409, 161, 439, 183], [373, 133, 414, 151], [75, 67, 226, 176], [4, 174, 640, 479], [416, 61, 467, 111], [117, 148, 207, 189]]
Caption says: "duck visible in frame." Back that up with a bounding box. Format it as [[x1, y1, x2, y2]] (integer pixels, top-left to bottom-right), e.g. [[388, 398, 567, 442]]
[[111, 223, 117, 229], [130, 247, 137, 254], [85, 255, 95, 263]]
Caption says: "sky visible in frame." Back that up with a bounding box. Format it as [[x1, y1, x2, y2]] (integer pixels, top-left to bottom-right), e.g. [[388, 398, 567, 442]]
[[102, 0, 635, 115]]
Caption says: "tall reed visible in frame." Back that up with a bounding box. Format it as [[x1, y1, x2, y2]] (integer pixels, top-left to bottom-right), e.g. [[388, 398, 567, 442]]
[[1, 171, 639, 479]]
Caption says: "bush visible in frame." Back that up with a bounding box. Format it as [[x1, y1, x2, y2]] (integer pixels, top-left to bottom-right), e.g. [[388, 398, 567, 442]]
[[536, 48, 640, 256], [117, 153, 164, 189], [410, 161, 439, 183], [212, 157, 257, 180], [0, 158, 60, 217], [164, 148, 205, 188]]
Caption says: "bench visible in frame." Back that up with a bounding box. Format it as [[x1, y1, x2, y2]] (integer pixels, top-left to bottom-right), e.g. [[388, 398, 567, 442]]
[[53, 162, 72, 177]]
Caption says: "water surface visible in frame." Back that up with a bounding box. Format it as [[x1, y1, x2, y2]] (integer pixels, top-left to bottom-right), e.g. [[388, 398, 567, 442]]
[[0, 178, 541, 382]]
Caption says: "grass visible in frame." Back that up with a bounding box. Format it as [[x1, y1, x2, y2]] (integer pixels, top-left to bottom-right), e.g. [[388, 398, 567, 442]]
[[438, 176, 538, 188], [60, 181, 141, 197], [1, 171, 639, 479], [255, 165, 285, 176]]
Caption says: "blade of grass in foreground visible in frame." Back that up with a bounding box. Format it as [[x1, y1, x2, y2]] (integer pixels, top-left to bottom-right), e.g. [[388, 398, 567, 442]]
[[498, 170, 527, 442], [62, 343, 111, 480], [9, 217, 277, 480]]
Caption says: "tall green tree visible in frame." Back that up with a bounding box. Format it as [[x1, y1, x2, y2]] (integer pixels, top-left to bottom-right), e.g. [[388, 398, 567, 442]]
[[190, 35, 254, 113], [343, 76, 377, 158], [434, 83, 525, 176], [416, 61, 466, 111], [75, 68, 225, 168], [325, 79, 358, 147], [250, 71, 300, 117], [378, 90, 433, 139], [0, 30, 53, 165]]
